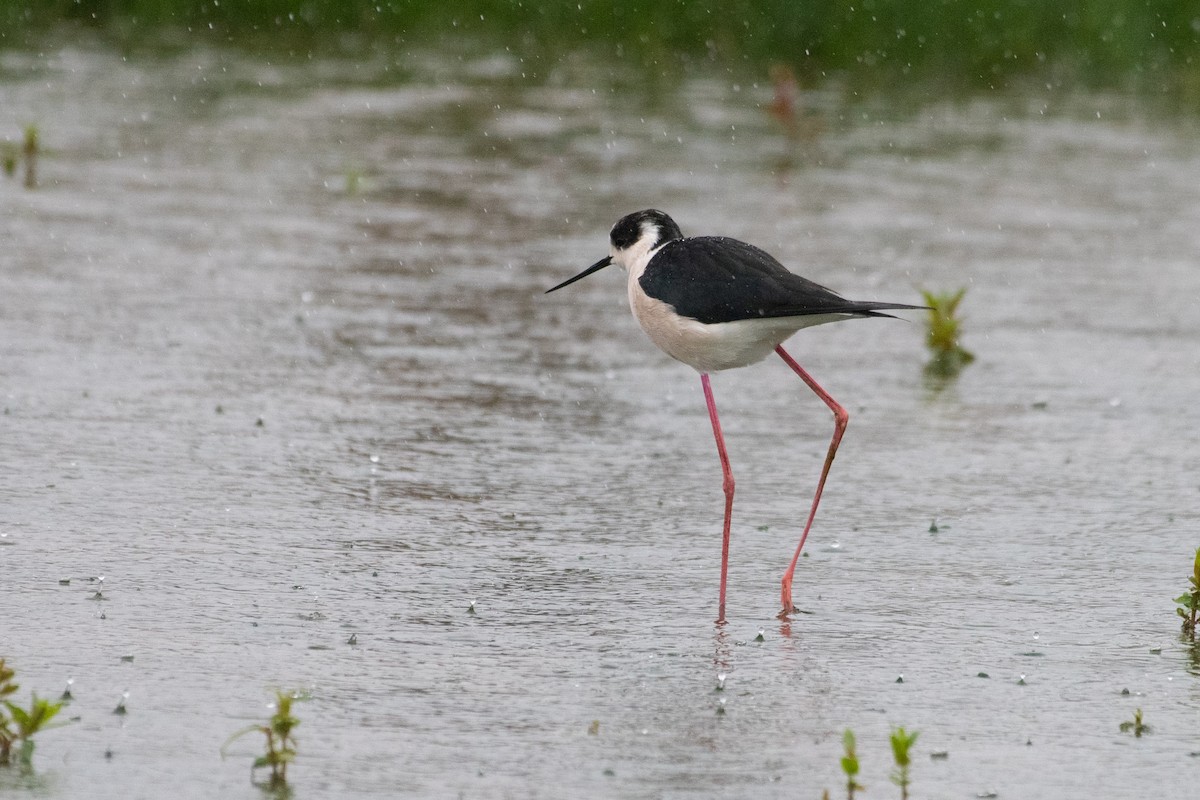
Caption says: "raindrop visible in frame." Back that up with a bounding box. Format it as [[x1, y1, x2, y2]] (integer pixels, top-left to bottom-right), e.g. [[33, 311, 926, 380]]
[[113, 692, 129, 715], [715, 673, 726, 691], [61, 679, 74, 701], [754, 629, 765, 642], [716, 698, 727, 715]]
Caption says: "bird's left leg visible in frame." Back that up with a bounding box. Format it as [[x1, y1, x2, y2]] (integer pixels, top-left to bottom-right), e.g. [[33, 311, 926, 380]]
[[701, 373, 734, 624], [774, 345, 848, 618]]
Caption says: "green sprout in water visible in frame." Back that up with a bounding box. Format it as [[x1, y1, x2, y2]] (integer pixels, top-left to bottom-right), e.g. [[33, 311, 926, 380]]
[[921, 287, 975, 379], [840, 729, 864, 800], [1119, 708, 1149, 737], [344, 167, 363, 195], [1174, 547, 1200, 638], [0, 659, 65, 767], [889, 726, 919, 800], [223, 690, 302, 789], [22, 125, 38, 190], [1, 140, 16, 178]]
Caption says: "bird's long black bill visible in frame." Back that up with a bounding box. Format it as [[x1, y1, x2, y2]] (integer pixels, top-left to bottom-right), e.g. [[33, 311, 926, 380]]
[[545, 256, 612, 293]]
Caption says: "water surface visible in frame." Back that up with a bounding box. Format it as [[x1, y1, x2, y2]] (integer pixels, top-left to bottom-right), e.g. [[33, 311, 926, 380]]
[[3, 42, 1200, 798]]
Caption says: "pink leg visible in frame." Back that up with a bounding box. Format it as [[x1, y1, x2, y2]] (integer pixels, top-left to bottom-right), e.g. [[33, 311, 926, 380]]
[[701, 373, 734, 624], [774, 345, 848, 618]]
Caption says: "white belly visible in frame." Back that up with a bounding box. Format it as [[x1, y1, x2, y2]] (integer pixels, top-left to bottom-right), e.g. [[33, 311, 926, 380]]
[[627, 278, 849, 373]]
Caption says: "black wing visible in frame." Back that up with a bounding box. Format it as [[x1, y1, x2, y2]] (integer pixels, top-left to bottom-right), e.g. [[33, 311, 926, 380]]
[[639, 236, 916, 325]]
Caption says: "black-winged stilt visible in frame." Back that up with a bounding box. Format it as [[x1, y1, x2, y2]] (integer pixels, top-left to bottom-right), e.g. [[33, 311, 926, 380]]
[[547, 209, 923, 622]]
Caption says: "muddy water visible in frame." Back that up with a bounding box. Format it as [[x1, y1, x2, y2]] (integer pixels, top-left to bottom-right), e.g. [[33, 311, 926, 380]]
[[3, 41, 1200, 798]]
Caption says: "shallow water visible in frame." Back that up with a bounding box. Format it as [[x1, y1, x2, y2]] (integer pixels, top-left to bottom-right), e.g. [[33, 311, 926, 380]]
[[3, 41, 1200, 799]]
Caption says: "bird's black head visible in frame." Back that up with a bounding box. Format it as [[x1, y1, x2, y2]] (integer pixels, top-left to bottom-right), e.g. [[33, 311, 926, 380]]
[[544, 209, 684, 294], [610, 209, 684, 252]]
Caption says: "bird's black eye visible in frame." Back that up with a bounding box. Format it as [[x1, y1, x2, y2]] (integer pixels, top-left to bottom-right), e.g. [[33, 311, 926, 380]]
[[610, 217, 641, 250]]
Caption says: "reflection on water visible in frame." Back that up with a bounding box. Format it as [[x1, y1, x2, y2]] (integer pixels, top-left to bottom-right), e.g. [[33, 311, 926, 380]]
[[3, 40, 1200, 799]]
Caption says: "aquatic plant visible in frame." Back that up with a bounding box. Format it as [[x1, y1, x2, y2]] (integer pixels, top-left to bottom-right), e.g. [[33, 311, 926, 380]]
[[223, 690, 301, 788], [889, 727, 919, 800], [0, 659, 65, 767], [921, 287, 975, 379], [840, 729, 864, 800], [1, 140, 15, 178], [1174, 547, 1200, 638], [22, 125, 37, 189], [1119, 708, 1149, 737]]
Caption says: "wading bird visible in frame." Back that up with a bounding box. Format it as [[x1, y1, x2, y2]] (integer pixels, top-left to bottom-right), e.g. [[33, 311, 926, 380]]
[[547, 209, 922, 622]]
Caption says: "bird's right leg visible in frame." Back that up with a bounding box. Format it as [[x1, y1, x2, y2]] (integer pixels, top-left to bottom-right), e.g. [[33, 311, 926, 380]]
[[701, 373, 735, 624], [774, 345, 849, 618]]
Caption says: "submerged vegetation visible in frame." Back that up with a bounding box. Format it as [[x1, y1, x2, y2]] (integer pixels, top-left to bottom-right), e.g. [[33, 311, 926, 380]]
[[223, 690, 302, 789], [0, 659, 65, 767], [1, 2, 1199, 93], [1, 125, 38, 189], [1175, 547, 1200, 638], [1119, 708, 1149, 737], [21, 125, 37, 189], [840, 729, 865, 800], [826, 726, 922, 799], [921, 288, 975, 379], [889, 727, 919, 800]]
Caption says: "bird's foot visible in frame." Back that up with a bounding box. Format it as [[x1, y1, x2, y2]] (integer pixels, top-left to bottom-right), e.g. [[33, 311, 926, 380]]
[[779, 577, 795, 619]]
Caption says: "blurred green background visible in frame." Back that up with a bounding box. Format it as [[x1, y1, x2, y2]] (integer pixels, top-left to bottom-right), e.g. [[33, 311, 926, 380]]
[[2, 1, 1198, 93]]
